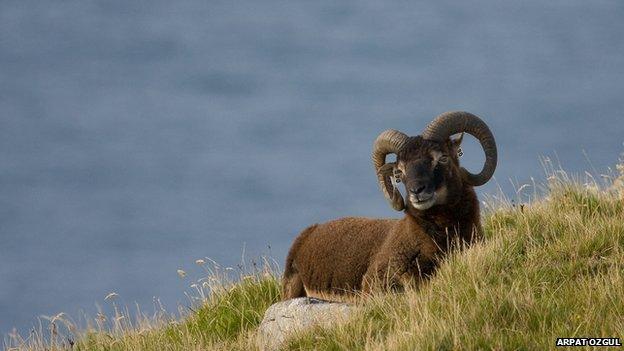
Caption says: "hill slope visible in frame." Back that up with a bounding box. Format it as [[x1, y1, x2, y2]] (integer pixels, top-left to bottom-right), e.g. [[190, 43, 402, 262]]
[[7, 165, 624, 350]]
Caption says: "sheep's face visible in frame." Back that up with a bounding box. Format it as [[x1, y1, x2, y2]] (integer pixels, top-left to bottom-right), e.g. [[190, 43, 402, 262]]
[[394, 135, 464, 211]]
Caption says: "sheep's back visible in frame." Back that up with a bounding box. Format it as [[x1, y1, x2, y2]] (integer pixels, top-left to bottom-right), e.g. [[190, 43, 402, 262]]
[[292, 217, 396, 296]]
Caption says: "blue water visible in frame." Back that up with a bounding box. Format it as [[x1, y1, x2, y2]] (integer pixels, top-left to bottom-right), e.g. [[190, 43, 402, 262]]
[[1, 0, 623, 336]]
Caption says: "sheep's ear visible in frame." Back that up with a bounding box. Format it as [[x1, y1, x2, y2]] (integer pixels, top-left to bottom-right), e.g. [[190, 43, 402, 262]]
[[450, 133, 464, 157]]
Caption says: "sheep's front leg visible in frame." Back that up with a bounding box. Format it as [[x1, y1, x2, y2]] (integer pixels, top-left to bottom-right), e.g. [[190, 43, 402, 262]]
[[361, 255, 408, 294], [362, 249, 438, 294]]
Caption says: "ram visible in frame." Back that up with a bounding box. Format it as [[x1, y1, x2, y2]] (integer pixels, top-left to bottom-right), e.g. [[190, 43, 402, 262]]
[[282, 111, 497, 300]]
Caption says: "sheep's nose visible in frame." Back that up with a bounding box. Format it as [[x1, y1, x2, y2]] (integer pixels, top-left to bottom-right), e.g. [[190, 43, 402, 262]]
[[409, 185, 426, 195]]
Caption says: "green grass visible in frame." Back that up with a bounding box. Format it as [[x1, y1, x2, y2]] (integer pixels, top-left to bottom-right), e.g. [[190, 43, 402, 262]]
[[6, 163, 624, 350], [5, 264, 282, 351], [77, 275, 280, 350]]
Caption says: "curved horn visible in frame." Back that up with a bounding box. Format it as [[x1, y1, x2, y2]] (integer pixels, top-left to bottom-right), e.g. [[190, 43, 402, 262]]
[[372, 129, 410, 210], [422, 111, 497, 186]]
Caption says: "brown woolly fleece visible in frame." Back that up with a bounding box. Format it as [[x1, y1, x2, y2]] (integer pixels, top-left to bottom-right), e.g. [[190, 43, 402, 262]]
[[282, 137, 483, 300]]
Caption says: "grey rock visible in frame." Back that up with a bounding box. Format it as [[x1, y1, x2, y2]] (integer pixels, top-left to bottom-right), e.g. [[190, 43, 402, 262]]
[[257, 297, 353, 350]]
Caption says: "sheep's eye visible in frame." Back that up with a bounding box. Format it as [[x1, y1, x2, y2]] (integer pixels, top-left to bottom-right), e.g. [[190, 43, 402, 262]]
[[439, 155, 449, 164]]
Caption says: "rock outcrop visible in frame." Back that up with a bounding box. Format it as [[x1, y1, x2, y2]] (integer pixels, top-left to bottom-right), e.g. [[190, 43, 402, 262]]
[[257, 298, 353, 350]]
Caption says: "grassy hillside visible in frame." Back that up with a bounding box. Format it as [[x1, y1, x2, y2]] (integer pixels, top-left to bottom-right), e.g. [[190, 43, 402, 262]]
[[6, 162, 624, 350]]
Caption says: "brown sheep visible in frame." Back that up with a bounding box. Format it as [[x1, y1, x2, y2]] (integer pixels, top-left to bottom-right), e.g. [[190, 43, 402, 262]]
[[282, 111, 497, 300]]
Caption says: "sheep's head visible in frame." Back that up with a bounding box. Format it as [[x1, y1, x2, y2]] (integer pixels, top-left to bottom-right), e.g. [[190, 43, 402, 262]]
[[372, 111, 497, 211]]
